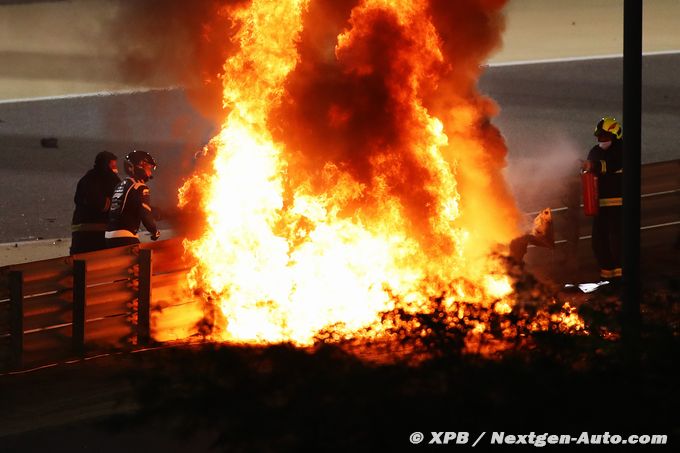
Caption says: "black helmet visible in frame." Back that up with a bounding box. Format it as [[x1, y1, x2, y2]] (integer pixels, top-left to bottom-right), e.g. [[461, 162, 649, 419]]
[[125, 150, 157, 181], [125, 150, 157, 168]]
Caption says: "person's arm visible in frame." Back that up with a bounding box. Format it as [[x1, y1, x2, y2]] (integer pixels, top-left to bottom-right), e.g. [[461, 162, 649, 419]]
[[87, 186, 110, 213], [586, 147, 623, 175], [140, 185, 160, 240], [79, 176, 111, 212], [583, 147, 606, 174], [101, 174, 121, 213], [73, 178, 85, 205]]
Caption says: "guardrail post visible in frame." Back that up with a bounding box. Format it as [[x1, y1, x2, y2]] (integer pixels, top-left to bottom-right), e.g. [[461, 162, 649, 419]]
[[138, 249, 152, 346], [9, 271, 23, 369], [622, 0, 642, 351], [73, 260, 86, 355]]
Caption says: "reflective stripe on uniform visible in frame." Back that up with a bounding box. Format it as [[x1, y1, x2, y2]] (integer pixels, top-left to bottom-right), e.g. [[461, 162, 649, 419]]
[[71, 223, 107, 232], [599, 197, 622, 207], [615, 169, 623, 174], [105, 229, 138, 239], [600, 268, 623, 279], [118, 179, 135, 214], [600, 160, 607, 174], [142, 203, 152, 211]]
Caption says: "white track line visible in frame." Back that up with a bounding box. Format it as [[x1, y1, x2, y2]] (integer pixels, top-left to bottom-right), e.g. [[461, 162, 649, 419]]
[[0, 228, 175, 248], [535, 220, 680, 247], [486, 49, 680, 68], [0, 86, 180, 105], [1, 51, 679, 104], [525, 189, 680, 217]]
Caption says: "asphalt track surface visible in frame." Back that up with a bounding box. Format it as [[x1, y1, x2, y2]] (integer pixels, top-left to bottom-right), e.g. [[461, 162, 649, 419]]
[[0, 54, 678, 243], [0, 57, 678, 452]]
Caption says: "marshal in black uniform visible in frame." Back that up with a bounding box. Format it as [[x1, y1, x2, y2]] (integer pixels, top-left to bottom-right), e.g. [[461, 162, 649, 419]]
[[105, 150, 160, 248], [70, 151, 121, 254], [583, 117, 623, 281]]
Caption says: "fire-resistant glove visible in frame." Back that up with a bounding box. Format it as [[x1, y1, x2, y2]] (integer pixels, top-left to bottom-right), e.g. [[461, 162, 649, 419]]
[[150, 230, 161, 241]]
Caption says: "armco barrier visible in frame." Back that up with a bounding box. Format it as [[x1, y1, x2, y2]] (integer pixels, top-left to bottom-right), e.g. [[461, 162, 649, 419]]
[[0, 160, 677, 371], [525, 159, 679, 280], [0, 238, 202, 371]]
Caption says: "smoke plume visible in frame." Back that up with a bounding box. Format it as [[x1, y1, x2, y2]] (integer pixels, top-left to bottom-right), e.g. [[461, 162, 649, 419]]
[[269, 0, 519, 249], [106, 0, 246, 122], [110, 0, 520, 249]]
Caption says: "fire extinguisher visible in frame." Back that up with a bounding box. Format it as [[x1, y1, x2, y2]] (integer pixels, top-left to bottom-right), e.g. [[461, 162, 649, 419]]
[[581, 171, 599, 216]]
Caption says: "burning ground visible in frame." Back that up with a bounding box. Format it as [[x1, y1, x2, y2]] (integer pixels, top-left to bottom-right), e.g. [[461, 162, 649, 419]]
[[112, 280, 676, 451], [1, 283, 677, 451]]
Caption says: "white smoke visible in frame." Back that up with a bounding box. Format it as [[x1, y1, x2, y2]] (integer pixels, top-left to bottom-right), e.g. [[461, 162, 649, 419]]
[[504, 134, 583, 228]]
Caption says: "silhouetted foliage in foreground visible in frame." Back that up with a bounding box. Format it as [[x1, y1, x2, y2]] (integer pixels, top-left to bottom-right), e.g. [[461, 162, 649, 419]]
[[116, 287, 678, 452]]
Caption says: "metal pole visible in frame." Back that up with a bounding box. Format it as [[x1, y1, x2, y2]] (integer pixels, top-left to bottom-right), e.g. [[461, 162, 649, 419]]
[[138, 249, 152, 345], [72, 260, 87, 355], [623, 0, 642, 346], [9, 271, 23, 369]]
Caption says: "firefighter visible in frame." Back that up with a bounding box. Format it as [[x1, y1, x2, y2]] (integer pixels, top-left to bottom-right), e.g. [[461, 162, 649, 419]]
[[105, 150, 161, 248], [70, 151, 121, 254], [582, 117, 623, 283]]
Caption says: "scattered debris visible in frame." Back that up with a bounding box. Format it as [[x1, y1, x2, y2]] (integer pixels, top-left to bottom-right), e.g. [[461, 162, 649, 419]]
[[509, 208, 554, 261], [564, 281, 610, 293], [40, 138, 59, 148]]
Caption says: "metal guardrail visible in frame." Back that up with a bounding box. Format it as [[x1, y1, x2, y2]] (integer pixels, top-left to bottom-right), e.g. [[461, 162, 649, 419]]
[[525, 159, 679, 280], [0, 238, 202, 371], [526, 159, 679, 238], [0, 160, 677, 371]]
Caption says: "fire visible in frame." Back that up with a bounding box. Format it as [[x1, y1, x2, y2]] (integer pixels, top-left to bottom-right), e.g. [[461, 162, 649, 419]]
[[177, 0, 581, 348], [551, 302, 587, 332]]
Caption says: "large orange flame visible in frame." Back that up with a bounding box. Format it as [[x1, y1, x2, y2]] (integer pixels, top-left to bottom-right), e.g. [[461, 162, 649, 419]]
[[179, 0, 532, 347]]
